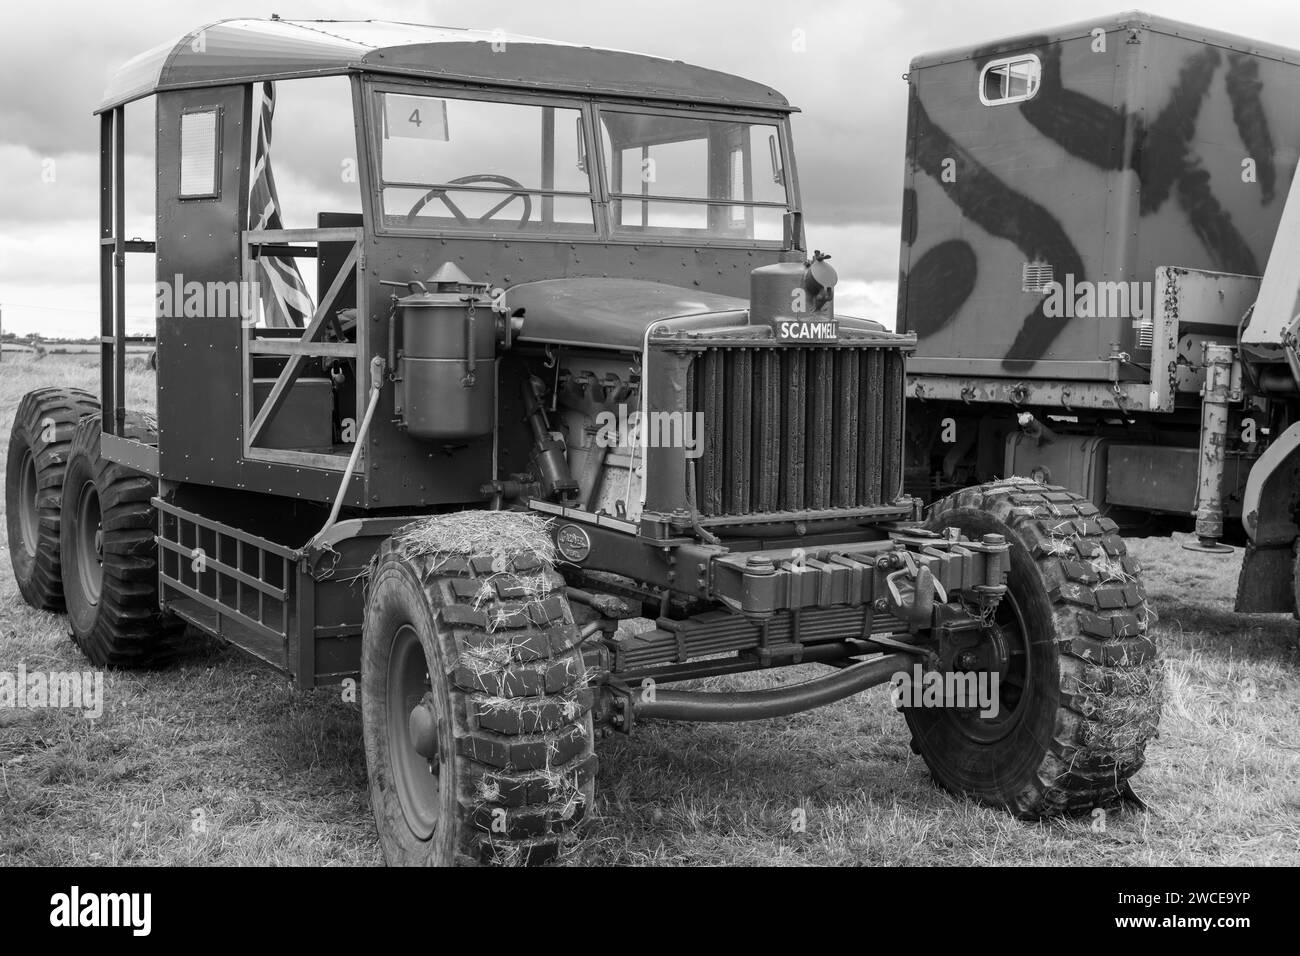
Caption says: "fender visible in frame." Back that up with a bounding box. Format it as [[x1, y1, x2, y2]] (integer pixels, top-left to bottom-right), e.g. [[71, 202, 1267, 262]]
[[1240, 419, 1300, 544], [1236, 420, 1300, 612]]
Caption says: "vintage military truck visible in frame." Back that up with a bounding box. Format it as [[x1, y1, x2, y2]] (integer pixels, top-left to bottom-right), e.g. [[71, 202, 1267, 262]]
[[899, 10, 1300, 612], [5, 18, 1161, 865]]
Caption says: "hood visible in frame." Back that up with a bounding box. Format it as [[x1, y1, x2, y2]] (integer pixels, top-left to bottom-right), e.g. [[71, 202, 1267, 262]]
[[505, 278, 749, 351], [504, 276, 890, 351]]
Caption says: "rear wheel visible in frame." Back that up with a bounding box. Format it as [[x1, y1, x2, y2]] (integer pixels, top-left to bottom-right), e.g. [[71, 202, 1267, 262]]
[[60, 413, 185, 667], [911, 479, 1163, 818], [362, 531, 596, 865], [5, 387, 100, 609]]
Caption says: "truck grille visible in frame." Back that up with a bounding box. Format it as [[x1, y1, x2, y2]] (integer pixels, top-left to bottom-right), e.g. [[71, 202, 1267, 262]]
[[688, 346, 905, 517]]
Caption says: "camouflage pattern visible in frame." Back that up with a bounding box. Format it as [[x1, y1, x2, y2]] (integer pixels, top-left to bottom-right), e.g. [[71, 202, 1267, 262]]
[[899, 13, 1300, 382]]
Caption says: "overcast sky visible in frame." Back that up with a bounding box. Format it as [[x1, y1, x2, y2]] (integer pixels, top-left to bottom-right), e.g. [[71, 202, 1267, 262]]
[[3, 0, 1300, 337]]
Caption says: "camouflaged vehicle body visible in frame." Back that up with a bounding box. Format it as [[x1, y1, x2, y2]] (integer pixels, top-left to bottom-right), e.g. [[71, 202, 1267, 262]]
[[899, 11, 1300, 384], [898, 12, 1300, 530]]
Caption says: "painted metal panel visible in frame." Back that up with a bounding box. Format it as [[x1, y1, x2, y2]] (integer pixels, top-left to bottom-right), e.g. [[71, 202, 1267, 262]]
[[100, 434, 160, 477], [1105, 445, 1199, 513], [508, 278, 746, 351], [156, 85, 249, 489], [900, 18, 1300, 383]]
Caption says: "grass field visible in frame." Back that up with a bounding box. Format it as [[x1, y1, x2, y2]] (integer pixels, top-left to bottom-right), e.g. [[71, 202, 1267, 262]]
[[1, 353, 1298, 866]]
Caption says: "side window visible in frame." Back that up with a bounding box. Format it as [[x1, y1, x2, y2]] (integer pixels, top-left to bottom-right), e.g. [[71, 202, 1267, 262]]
[[257, 77, 362, 228], [125, 99, 158, 334], [979, 55, 1040, 106], [244, 77, 364, 327], [179, 107, 221, 198]]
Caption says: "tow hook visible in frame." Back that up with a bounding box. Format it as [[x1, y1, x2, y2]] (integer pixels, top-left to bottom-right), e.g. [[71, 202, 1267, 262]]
[[884, 552, 948, 627]]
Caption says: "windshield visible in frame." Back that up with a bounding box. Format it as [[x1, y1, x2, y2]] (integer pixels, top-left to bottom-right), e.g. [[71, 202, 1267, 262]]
[[377, 91, 597, 234], [372, 88, 793, 243], [598, 109, 790, 242]]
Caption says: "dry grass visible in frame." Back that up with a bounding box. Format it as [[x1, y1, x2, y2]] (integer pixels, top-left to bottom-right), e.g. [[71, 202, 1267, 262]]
[[2, 353, 1298, 865], [383, 511, 559, 632], [389, 511, 556, 568]]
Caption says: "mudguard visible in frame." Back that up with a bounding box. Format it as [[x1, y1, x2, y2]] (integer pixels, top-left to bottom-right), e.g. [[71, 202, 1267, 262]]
[[1236, 420, 1300, 612]]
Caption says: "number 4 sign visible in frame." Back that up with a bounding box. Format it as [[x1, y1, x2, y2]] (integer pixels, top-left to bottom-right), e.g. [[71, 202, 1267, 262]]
[[383, 94, 449, 141]]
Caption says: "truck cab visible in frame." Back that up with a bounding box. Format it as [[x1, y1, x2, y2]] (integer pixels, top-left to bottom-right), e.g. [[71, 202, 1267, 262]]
[[96, 19, 807, 508]]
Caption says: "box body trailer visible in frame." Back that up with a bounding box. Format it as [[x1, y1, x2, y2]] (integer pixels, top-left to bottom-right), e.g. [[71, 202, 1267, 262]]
[[901, 11, 1300, 530]]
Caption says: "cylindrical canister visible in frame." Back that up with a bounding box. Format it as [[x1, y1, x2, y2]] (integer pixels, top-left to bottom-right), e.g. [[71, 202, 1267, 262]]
[[395, 268, 495, 440]]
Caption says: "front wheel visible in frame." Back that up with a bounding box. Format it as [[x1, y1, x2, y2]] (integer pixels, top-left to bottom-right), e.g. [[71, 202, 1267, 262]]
[[909, 479, 1163, 818], [362, 524, 596, 865]]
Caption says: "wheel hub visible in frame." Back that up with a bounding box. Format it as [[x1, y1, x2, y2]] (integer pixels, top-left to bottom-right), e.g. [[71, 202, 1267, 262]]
[[936, 600, 1030, 743], [74, 480, 104, 607], [408, 694, 441, 762], [17, 448, 39, 557], [387, 625, 442, 841]]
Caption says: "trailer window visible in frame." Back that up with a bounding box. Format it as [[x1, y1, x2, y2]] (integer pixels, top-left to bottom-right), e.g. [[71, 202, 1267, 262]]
[[377, 92, 595, 234], [979, 55, 1040, 106], [597, 110, 790, 242]]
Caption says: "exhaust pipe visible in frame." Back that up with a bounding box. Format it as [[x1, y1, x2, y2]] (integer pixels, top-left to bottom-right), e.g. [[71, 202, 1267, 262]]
[[631, 653, 909, 722]]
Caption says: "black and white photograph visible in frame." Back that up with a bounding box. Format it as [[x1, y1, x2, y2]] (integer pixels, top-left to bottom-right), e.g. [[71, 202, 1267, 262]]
[[0, 0, 1292, 917]]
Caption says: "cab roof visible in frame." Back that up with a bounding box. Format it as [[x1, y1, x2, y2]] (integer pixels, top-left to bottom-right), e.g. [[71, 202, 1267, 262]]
[[97, 18, 793, 113]]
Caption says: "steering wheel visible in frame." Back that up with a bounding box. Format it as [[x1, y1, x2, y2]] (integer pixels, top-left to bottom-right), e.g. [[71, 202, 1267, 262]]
[[405, 174, 533, 226]]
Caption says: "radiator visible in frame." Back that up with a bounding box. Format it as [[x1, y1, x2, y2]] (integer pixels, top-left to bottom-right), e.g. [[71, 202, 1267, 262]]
[[688, 345, 905, 517]]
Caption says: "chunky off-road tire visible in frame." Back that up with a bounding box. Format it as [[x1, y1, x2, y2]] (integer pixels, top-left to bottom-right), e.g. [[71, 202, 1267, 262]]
[[5, 387, 101, 610], [912, 478, 1162, 818], [59, 413, 185, 667], [363, 537, 596, 865]]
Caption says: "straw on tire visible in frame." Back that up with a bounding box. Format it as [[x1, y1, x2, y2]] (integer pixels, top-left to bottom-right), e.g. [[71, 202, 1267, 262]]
[[363, 514, 596, 866], [912, 478, 1163, 818]]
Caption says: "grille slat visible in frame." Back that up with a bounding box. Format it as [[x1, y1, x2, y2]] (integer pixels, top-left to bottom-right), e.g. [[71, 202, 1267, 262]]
[[832, 349, 860, 507], [860, 350, 884, 503], [807, 351, 835, 510], [780, 350, 807, 511], [689, 345, 905, 518], [698, 350, 726, 515], [723, 348, 753, 514], [754, 350, 782, 511], [880, 351, 904, 503]]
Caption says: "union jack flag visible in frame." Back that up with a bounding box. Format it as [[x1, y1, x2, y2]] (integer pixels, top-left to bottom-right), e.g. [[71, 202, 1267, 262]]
[[250, 82, 313, 328]]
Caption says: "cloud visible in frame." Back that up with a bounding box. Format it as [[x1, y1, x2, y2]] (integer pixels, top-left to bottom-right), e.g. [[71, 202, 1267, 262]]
[[801, 221, 901, 281], [7, 0, 1300, 338], [0, 221, 154, 339], [835, 280, 899, 329], [0, 146, 154, 230]]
